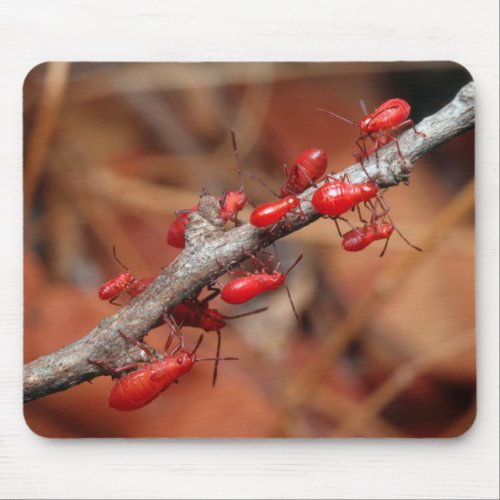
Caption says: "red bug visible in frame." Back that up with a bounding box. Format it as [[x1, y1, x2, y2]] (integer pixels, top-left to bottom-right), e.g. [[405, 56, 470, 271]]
[[358, 98, 412, 133], [280, 148, 328, 197], [88, 329, 237, 411], [166, 130, 249, 249], [339, 196, 422, 257], [249, 195, 305, 228], [246, 148, 327, 228], [98, 246, 148, 305], [341, 220, 395, 254], [166, 204, 198, 249], [171, 288, 267, 333], [245, 148, 327, 228], [170, 287, 267, 385], [128, 280, 268, 334], [318, 98, 425, 162], [311, 176, 379, 217], [218, 129, 249, 222], [127, 279, 267, 333], [220, 250, 303, 324]]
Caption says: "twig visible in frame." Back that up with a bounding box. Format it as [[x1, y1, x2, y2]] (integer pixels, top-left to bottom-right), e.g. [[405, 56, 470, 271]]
[[24, 82, 475, 403]]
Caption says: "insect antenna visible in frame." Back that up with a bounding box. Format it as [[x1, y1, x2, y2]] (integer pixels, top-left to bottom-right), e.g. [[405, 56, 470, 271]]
[[209, 304, 270, 383], [284, 284, 303, 327], [191, 333, 205, 355], [230, 129, 244, 192], [212, 329, 222, 387], [386, 215, 422, 254], [377, 193, 422, 256], [284, 253, 304, 276], [223, 306, 269, 320], [359, 98, 369, 116], [112, 245, 131, 272], [272, 242, 303, 325], [196, 356, 239, 362], [316, 108, 356, 126], [379, 237, 391, 258], [243, 170, 281, 198], [163, 323, 175, 353], [162, 313, 184, 348]]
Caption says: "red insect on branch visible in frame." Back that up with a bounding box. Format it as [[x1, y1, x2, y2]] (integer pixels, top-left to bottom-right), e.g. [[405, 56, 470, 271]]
[[220, 249, 303, 325], [246, 147, 328, 228], [311, 175, 379, 217], [280, 147, 328, 196], [249, 195, 306, 228], [166, 204, 199, 248], [339, 194, 422, 256], [169, 287, 268, 385], [166, 130, 249, 249], [98, 246, 150, 305], [88, 326, 237, 411], [318, 98, 426, 163]]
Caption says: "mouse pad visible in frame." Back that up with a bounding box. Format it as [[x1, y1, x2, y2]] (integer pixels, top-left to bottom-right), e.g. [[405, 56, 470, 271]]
[[23, 62, 475, 437]]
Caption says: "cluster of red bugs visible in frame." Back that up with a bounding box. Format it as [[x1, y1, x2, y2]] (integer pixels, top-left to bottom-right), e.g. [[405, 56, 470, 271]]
[[93, 98, 423, 411]]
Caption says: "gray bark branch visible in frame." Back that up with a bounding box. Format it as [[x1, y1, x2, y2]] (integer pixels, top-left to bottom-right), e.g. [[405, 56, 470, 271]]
[[24, 82, 475, 403]]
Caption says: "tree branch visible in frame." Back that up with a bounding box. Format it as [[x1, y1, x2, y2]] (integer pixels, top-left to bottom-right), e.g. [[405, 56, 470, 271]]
[[24, 82, 474, 403]]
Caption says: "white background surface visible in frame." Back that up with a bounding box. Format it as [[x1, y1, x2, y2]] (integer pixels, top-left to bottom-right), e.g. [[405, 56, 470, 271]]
[[1, 0, 498, 498]]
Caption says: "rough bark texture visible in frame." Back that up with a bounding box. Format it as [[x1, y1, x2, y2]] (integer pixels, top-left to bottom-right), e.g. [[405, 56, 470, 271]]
[[24, 82, 475, 403]]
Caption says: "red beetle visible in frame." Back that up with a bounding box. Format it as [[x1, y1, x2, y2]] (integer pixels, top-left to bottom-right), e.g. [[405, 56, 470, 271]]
[[221, 251, 303, 325], [98, 246, 149, 304], [170, 288, 267, 385], [166, 205, 198, 249], [342, 221, 394, 253], [98, 272, 137, 304], [128, 281, 267, 334], [219, 190, 248, 223], [249, 196, 304, 228], [221, 271, 287, 304], [246, 148, 326, 228], [339, 195, 422, 257], [280, 148, 328, 196], [311, 178, 379, 217], [358, 98, 411, 134], [318, 98, 425, 163], [88, 330, 236, 411], [127, 280, 267, 334]]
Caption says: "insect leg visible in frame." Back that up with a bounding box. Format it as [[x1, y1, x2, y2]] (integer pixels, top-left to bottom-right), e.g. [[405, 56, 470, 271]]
[[118, 330, 156, 363], [201, 283, 221, 305], [112, 245, 131, 272], [87, 358, 140, 377], [212, 329, 222, 387], [175, 208, 197, 228]]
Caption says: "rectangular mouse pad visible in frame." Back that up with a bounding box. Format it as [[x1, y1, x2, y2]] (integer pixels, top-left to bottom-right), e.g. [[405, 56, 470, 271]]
[[23, 62, 475, 438]]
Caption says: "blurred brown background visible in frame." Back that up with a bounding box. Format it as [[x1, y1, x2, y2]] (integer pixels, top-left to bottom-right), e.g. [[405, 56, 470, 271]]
[[23, 62, 475, 438]]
